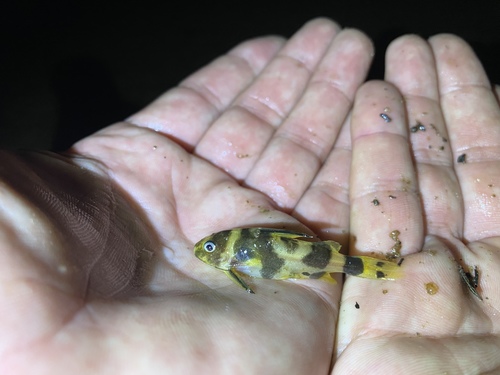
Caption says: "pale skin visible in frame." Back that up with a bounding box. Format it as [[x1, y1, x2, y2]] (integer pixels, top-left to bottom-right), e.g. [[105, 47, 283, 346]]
[[1, 18, 500, 374]]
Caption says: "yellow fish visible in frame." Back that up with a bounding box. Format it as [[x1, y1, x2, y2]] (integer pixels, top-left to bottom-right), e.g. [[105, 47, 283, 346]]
[[194, 228, 402, 293]]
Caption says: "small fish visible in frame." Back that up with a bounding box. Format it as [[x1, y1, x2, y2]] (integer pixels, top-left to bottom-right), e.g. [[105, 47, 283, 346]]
[[194, 228, 402, 293]]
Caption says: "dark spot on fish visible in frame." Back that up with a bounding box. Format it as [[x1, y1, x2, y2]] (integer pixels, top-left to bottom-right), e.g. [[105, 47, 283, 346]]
[[280, 236, 300, 254], [260, 252, 285, 279], [376, 261, 385, 267], [235, 247, 254, 262], [355, 302, 360, 309], [397, 258, 405, 266], [457, 153, 466, 163], [343, 256, 364, 276], [302, 242, 332, 269], [380, 113, 392, 122], [372, 198, 380, 206], [376, 271, 386, 279], [254, 230, 285, 279], [302, 272, 311, 276], [231, 228, 284, 279], [242, 228, 260, 239]]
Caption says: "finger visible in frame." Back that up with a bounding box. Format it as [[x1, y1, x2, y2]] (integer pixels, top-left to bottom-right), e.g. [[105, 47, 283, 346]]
[[127, 35, 285, 149], [195, 18, 341, 180], [245, 28, 374, 210], [337, 81, 424, 355], [292, 111, 352, 238], [334, 335, 500, 374], [430, 34, 500, 240], [349, 81, 423, 256], [385, 35, 463, 241]]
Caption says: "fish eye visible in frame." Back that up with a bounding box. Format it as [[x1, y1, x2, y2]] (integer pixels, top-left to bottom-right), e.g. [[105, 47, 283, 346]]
[[203, 241, 216, 253]]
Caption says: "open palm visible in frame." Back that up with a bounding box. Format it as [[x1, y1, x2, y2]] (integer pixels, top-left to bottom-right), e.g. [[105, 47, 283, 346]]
[[1, 18, 499, 374], [334, 33, 500, 373]]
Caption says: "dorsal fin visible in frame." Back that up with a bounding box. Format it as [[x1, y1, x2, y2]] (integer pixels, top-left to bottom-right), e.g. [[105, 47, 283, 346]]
[[253, 228, 314, 239]]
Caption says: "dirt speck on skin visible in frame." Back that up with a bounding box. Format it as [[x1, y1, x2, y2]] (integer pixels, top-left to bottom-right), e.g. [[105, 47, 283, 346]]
[[417, 123, 448, 150], [425, 282, 439, 295], [410, 121, 426, 133], [458, 265, 483, 301], [380, 113, 392, 122], [429, 123, 448, 143], [400, 176, 412, 192], [258, 206, 270, 213], [386, 230, 402, 260]]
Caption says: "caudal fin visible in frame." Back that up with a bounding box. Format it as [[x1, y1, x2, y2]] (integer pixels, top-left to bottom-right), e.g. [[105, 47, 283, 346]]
[[343, 255, 402, 280]]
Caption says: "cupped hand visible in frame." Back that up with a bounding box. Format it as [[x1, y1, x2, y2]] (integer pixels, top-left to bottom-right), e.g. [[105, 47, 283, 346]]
[[0, 19, 374, 374], [3, 17, 500, 374], [333, 35, 500, 373]]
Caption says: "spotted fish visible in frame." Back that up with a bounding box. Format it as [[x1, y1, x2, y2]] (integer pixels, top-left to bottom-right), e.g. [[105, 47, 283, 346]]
[[194, 228, 402, 293]]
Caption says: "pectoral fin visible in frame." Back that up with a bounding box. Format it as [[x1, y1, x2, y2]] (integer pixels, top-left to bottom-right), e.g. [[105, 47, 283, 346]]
[[224, 269, 255, 294], [318, 272, 338, 284]]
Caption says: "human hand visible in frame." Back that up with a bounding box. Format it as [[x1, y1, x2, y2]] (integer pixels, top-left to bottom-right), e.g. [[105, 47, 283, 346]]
[[0, 19, 374, 374], [3, 17, 499, 374], [333, 35, 500, 373]]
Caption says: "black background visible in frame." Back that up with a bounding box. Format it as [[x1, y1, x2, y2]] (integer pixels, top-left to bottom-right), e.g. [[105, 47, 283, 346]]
[[1, 1, 499, 151]]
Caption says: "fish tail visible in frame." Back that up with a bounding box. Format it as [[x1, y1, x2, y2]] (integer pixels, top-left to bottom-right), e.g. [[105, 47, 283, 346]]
[[343, 254, 402, 280]]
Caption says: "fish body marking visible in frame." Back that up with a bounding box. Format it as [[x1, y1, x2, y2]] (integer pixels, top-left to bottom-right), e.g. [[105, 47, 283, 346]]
[[193, 228, 402, 293]]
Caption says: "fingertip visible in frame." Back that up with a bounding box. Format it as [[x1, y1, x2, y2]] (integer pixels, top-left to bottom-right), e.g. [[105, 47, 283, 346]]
[[301, 17, 342, 35], [428, 33, 490, 90], [388, 33, 426, 48], [427, 33, 468, 47], [386, 34, 429, 58], [231, 35, 287, 51], [384, 34, 438, 98], [340, 27, 375, 57], [494, 84, 500, 103], [351, 79, 408, 152], [353, 80, 401, 122], [354, 79, 399, 102], [427, 33, 477, 67], [279, 17, 342, 69], [229, 36, 287, 72]]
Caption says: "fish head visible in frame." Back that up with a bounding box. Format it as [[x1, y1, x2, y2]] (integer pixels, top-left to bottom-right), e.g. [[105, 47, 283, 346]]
[[193, 230, 232, 270]]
